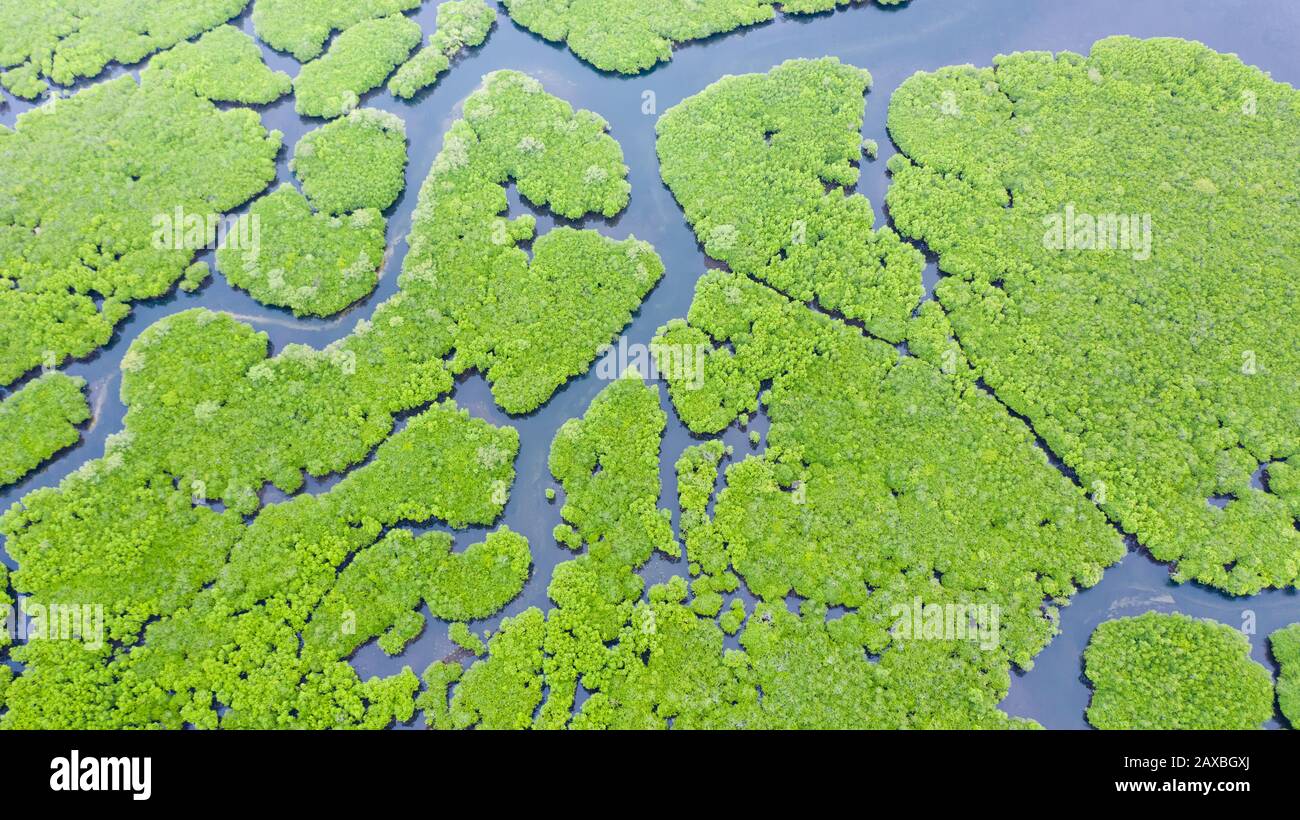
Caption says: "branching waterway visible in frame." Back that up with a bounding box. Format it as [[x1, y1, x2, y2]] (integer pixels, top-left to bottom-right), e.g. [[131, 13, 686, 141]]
[[2, 0, 1297, 728]]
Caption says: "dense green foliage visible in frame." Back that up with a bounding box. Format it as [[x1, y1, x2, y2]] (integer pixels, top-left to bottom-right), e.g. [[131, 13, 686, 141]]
[[449, 622, 487, 655], [652, 269, 1123, 725], [0, 566, 9, 706], [1084, 613, 1274, 729], [426, 345, 1118, 722], [632, 59, 1120, 727], [427, 376, 688, 729], [501, 0, 774, 75], [3, 11, 1279, 734], [224, 108, 409, 315], [885, 37, 1300, 595], [0, 373, 527, 727], [0, 304, 458, 649], [253, 0, 422, 62], [0, 565, 9, 654], [0, 76, 281, 386], [658, 58, 922, 342], [1272, 624, 1300, 728], [548, 376, 676, 560], [1269, 459, 1300, 524], [426, 313, 1121, 729], [400, 70, 662, 413], [0, 373, 89, 488], [0, 0, 248, 98], [0, 70, 672, 727], [141, 25, 291, 104], [180, 261, 212, 293], [389, 0, 496, 100], [294, 15, 423, 119], [6, 73, 648, 528], [218, 186, 386, 317], [499, 0, 905, 75], [292, 109, 409, 216]]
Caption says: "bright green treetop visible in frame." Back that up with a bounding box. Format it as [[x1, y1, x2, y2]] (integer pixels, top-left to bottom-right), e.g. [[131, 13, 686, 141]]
[[886, 37, 1300, 595], [292, 108, 409, 215], [293, 14, 423, 119], [1, 394, 526, 728], [500, 0, 909, 75], [1085, 612, 1275, 730], [1271, 623, 1300, 728], [0, 76, 281, 386], [389, 0, 496, 100], [141, 24, 292, 104], [253, 0, 421, 62], [658, 57, 923, 342], [0, 372, 89, 488], [217, 185, 387, 317], [400, 70, 662, 413], [0, 0, 248, 98]]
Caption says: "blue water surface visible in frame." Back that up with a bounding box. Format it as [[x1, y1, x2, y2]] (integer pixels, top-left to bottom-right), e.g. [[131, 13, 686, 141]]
[[1, 0, 1297, 729]]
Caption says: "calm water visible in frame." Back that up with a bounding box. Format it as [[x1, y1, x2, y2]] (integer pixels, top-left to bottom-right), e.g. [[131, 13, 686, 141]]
[[2, 0, 1297, 729]]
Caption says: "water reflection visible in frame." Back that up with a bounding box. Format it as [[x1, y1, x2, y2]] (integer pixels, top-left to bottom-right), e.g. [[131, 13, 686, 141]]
[[2, 0, 1297, 729]]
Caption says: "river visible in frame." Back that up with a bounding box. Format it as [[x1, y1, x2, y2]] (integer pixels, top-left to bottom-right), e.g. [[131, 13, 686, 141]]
[[2, 0, 1297, 729]]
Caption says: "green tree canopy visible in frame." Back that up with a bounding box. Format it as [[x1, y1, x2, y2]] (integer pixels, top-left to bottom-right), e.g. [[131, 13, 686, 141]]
[[1085, 612, 1275, 730], [141, 24, 291, 104], [500, 0, 908, 75], [389, 0, 496, 100], [1271, 623, 1300, 728], [0, 0, 248, 98], [886, 37, 1300, 595], [0, 76, 280, 386], [399, 70, 662, 413], [293, 14, 423, 119], [292, 108, 409, 216], [217, 186, 387, 317], [0, 372, 89, 488]]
